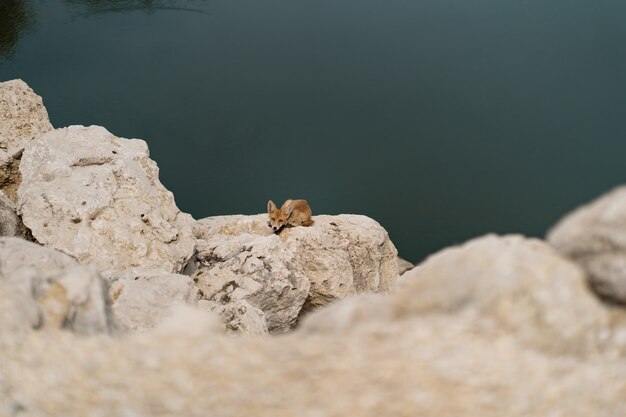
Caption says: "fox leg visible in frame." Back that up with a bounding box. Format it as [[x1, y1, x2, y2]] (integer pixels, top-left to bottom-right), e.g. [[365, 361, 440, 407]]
[[302, 219, 313, 227]]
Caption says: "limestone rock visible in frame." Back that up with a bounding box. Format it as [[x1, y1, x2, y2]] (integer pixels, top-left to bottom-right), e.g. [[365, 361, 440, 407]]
[[298, 293, 392, 335], [105, 268, 199, 332], [547, 186, 626, 304], [193, 214, 269, 239], [191, 214, 398, 332], [198, 299, 268, 335], [104, 268, 262, 335], [394, 234, 612, 356], [192, 233, 310, 333], [0, 79, 53, 202], [396, 256, 414, 275], [17, 125, 195, 273], [0, 190, 30, 238], [281, 214, 398, 312], [0, 237, 109, 335], [2, 244, 626, 416]]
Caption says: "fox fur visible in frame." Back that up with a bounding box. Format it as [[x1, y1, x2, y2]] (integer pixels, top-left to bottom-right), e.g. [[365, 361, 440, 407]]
[[267, 199, 313, 233]]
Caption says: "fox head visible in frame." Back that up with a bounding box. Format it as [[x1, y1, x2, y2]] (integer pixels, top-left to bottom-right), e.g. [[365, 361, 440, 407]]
[[267, 200, 293, 233]]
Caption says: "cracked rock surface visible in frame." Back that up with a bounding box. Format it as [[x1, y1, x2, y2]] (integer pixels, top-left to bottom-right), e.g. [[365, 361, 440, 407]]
[[191, 214, 398, 333], [17, 125, 195, 273], [191, 232, 311, 333], [0, 79, 53, 202], [0, 237, 110, 335], [198, 299, 268, 334]]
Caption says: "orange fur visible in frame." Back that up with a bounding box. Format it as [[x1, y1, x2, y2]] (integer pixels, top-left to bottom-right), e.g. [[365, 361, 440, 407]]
[[267, 199, 313, 233]]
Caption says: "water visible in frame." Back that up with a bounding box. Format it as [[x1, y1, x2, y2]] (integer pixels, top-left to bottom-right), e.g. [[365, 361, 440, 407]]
[[2, 0, 626, 262]]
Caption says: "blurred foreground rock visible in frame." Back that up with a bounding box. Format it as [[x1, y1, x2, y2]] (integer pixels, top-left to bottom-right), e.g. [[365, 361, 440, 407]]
[[397, 235, 620, 355], [198, 299, 268, 334], [396, 256, 414, 274], [0, 237, 109, 335], [104, 268, 198, 332], [17, 125, 196, 273], [0, 79, 53, 202], [2, 235, 626, 417], [548, 186, 626, 304], [190, 214, 398, 332]]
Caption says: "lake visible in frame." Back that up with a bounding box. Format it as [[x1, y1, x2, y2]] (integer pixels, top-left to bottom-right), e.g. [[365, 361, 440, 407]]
[[2, 0, 626, 262]]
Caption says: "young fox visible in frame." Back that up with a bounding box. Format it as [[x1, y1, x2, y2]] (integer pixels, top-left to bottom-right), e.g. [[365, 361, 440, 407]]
[[267, 199, 313, 233]]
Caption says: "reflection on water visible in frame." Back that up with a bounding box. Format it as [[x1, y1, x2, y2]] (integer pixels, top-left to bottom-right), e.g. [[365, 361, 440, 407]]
[[0, 0, 209, 57], [63, 0, 209, 16], [0, 0, 33, 57]]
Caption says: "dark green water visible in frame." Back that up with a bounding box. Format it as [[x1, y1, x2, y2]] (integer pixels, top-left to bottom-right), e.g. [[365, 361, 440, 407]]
[[2, 0, 626, 262]]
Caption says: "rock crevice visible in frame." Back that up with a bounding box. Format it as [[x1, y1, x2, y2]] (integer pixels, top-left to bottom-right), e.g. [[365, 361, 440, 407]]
[[190, 214, 399, 332]]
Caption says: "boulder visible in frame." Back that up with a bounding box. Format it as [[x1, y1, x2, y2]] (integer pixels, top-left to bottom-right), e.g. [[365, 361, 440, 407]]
[[2, 235, 626, 416], [547, 186, 626, 304], [191, 232, 310, 333], [0, 79, 53, 202], [190, 214, 398, 332], [0, 237, 110, 335], [17, 125, 195, 273], [392, 235, 612, 356], [0, 190, 30, 238], [104, 268, 199, 332], [281, 215, 398, 312]]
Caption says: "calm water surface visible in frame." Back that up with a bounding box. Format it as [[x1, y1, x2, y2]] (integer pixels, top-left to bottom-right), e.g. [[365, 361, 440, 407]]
[[2, 0, 626, 261]]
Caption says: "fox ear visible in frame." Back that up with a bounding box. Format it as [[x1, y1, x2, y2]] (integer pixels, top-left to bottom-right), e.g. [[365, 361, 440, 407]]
[[267, 200, 277, 214], [283, 204, 294, 217]]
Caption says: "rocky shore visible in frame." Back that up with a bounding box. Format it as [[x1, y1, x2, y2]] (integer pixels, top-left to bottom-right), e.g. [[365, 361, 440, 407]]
[[1, 79, 626, 416]]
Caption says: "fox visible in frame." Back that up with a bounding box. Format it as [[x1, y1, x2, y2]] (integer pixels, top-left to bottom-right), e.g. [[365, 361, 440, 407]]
[[267, 199, 313, 233]]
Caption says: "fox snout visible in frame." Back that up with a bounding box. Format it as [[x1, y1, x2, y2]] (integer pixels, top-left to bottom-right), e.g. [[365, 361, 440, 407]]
[[267, 220, 282, 233]]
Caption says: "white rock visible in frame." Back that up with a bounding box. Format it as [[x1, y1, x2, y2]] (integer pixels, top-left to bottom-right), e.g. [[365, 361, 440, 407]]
[[152, 304, 223, 338], [548, 186, 626, 304], [0, 237, 109, 335], [0, 79, 53, 202], [0, 190, 29, 238], [2, 234, 626, 416], [18, 125, 195, 273], [281, 215, 399, 312], [298, 293, 392, 335], [396, 256, 414, 275], [193, 214, 268, 239], [192, 233, 310, 333], [198, 299, 268, 335], [394, 234, 612, 355], [105, 268, 199, 332], [191, 214, 398, 333]]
